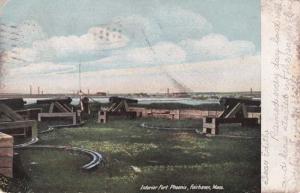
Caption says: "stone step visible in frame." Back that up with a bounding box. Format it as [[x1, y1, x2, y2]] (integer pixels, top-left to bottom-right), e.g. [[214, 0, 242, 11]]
[[0, 148, 13, 157], [0, 133, 13, 178], [0, 157, 13, 168]]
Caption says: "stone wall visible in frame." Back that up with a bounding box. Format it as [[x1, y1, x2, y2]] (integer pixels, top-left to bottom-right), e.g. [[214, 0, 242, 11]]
[[129, 107, 261, 123], [0, 132, 13, 178], [129, 107, 223, 120]]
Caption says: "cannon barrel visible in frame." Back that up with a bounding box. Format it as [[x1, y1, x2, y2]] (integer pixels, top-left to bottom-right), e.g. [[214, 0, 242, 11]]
[[109, 96, 138, 104], [219, 97, 260, 107], [36, 97, 72, 105], [0, 98, 26, 110]]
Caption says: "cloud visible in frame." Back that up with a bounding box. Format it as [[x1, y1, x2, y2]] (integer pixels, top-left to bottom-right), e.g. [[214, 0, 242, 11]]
[[32, 27, 128, 58], [8, 62, 76, 76], [126, 42, 186, 64], [113, 6, 212, 45], [0, 20, 46, 50], [2, 47, 38, 66], [1, 13, 259, 94], [180, 34, 256, 61], [4, 55, 260, 93], [112, 15, 161, 46], [85, 41, 186, 70], [154, 6, 212, 41], [18, 20, 47, 45], [80, 55, 260, 93], [1, 14, 253, 70], [82, 33, 256, 71], [1, 24, 129, 65]]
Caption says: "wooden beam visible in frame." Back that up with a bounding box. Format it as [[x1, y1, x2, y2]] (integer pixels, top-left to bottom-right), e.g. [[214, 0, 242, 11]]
[[38, 112, 77, 125], [112, 101, 123, 112], [0, 120, 37, 138], [54, 102, 69, 112], [0, 104, 24, 121], [107, 103, 117, 112], [62, 103, 72, 112], [15, 108, 42, 120], [225, 103, 242, 118], [15, 108, 42, 114], [242, 104, 248, 118], [124, 101, 129, 112], [49, 103, 54, 113], [0, 120, 36, 129], [38, 112, 76, 117]]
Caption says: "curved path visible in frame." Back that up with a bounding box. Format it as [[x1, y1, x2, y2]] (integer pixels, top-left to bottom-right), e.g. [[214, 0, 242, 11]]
[[38, 122, 85, 134], [14, 137, 39, 148], [16, 145, 103, 170], [13, 121, 103, 170]]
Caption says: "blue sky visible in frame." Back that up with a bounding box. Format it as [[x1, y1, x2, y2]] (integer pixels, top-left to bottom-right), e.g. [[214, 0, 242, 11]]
[[0, 0, 260, 93]]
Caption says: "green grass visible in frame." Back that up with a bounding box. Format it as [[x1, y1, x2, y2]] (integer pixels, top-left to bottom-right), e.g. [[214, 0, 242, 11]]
[[12, 118, 260, 193], [141, 118, 202, 128]]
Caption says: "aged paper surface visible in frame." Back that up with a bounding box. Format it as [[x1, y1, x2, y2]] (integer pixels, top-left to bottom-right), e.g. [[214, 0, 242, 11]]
[[0, 0, 299, 192], [262, 0, 300, 192]]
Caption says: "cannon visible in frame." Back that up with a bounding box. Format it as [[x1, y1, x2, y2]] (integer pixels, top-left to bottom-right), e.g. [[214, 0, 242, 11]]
[[37, 97, 80, 125], [202, 97, 260, 135], [0, 98, 42, 120], [0, 98, 26, 110], [36, 97, 72, 105], [98, 96, 137, 123], [108, 97, 138, 104]]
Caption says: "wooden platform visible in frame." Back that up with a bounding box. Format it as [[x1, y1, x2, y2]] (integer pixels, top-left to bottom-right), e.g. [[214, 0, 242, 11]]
[[38, 112, 77, 125], [202, 98, 260, 135], [15, 108, 42, 120], [0, 120, 37, 137], [0, 103, 38, 138], [98, 111, 136, 123], [37, 99, 80, 125], [98, 97, 137, 123]]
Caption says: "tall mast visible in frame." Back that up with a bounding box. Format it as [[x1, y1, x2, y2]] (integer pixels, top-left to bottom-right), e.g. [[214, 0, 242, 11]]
[[78, 61, 82, 93], [78, 61, 83, 110]]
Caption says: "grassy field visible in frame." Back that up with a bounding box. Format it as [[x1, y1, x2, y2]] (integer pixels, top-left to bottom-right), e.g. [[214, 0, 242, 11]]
[[10, 118, 260, 193]]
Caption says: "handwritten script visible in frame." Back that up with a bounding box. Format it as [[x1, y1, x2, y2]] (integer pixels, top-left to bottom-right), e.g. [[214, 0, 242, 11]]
[[262, 0, 300, 192]]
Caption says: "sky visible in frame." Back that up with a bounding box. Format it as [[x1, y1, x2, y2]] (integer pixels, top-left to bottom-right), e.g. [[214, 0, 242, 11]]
[[0, 0, 260, 94]]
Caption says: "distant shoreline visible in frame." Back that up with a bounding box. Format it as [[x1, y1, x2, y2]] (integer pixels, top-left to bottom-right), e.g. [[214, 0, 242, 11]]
[[0, 91, 261, 99]]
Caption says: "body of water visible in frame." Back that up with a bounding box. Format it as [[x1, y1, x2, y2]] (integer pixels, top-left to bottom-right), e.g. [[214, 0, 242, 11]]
[[24, 97, 219, 106]]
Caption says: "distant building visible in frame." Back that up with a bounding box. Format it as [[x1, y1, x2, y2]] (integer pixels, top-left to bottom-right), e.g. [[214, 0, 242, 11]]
[[133, 93, 149, 97], [95, 92, 107, 96], [171, 92, 190, 98]]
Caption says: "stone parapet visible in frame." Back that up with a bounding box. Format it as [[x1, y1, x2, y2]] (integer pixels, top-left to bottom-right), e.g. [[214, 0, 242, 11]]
[[0, 132, 13, 178]]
